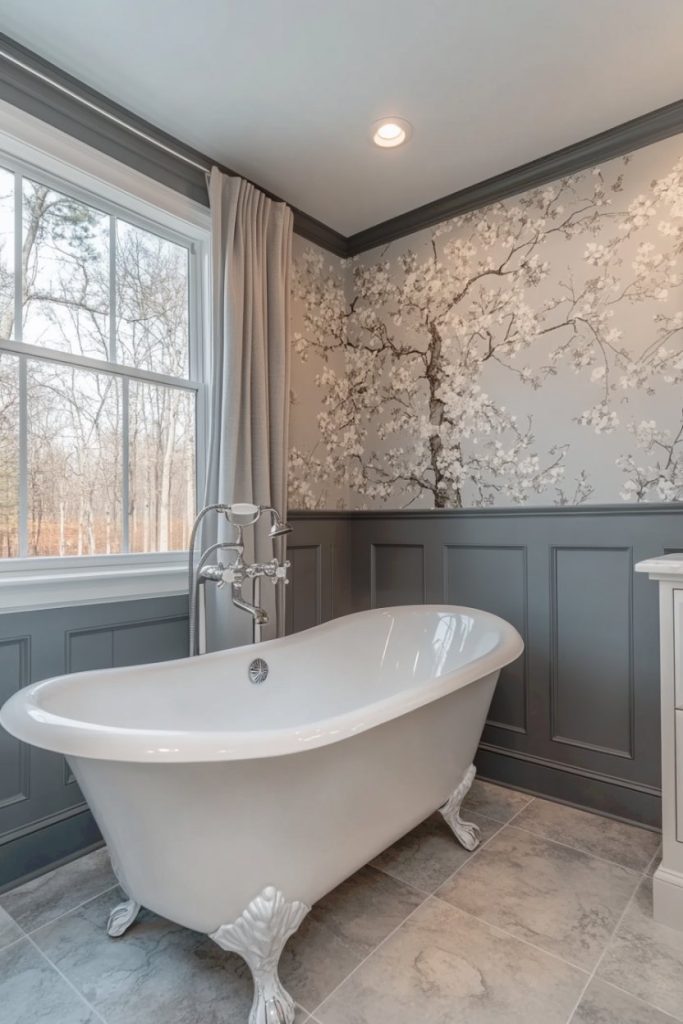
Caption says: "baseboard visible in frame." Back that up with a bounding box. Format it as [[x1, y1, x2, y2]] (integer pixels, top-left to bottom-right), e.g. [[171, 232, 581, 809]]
[[476, 745, 661, 830], [0, 807, 102, 891], [653, 866, 683, 930]]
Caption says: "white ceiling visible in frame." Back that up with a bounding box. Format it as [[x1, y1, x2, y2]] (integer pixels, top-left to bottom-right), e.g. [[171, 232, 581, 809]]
[[2, 0, 683, 235]]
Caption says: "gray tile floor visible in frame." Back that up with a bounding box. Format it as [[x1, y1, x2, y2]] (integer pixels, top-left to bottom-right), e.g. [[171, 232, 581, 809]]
[[0, 781, 678, 1024]]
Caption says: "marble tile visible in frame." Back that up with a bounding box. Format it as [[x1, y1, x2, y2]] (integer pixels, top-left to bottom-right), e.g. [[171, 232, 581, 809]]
[[462, 780, 532, 823], [316, 897, 586, 1024], [599, 878, 683, 1020], [32, 889, 254, 1024], [0, 936, 100, 1023], [513, 798, 661, 872], [0, 905, 23, 951], [280, 865, 424, 1012], [0, 849, 116, 933], [370, 811, 502, 892], [572, 978, 678, 1024], [437, 826, 638, 970]]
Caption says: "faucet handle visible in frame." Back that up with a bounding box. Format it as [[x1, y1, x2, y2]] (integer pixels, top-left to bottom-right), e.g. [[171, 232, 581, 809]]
[[271, 558, 290, 583]]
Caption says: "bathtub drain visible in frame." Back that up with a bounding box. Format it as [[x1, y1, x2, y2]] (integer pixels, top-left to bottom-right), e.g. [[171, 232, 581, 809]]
[[248, 658, 269, 684]]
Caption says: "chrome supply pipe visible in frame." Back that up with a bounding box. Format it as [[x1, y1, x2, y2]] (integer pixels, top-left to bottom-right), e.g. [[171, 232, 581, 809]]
[[189, 539, 244, 657]]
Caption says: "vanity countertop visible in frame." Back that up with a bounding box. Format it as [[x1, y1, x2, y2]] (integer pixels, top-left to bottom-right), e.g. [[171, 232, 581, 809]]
[[635, 553, 683, 577]]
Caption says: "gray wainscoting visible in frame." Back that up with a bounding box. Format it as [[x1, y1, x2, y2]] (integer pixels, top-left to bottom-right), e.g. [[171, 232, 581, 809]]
[[0, 595, 188, 890], [1, 504, 675, 888], [287, 505, 683, 829]]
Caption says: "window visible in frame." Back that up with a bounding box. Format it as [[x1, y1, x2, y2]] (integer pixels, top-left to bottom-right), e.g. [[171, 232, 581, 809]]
[[0, 156, 205, 561]]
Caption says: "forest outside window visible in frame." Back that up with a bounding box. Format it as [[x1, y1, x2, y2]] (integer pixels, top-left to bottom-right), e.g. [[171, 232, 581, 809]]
[[0, 158, 203, 560]]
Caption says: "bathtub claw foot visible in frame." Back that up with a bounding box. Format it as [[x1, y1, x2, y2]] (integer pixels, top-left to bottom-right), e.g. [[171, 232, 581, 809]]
[[210, 885, 309, 1024], [439, 764, 481, 851], [107, 898, 141, 937]]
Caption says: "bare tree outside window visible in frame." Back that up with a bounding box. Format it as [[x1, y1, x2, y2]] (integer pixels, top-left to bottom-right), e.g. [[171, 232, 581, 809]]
[[0, 168, 14, 341], [27, 362, 122, 556], [0, 161, 200, 558], [129, 381, 194, 553]]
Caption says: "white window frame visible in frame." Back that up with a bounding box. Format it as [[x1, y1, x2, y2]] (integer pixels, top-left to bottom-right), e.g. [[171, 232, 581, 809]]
[[0, 100, 211, 610]]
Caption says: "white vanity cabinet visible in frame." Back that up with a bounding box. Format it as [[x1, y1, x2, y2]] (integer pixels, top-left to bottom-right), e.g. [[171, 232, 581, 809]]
[[636, 554, 683, 931]]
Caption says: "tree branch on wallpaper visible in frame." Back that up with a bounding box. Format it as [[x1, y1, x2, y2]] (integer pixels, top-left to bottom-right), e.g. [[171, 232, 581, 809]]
[[290, 150, 683, 509]]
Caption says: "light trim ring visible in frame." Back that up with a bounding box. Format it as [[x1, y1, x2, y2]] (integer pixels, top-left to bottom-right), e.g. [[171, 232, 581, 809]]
[[372, 117, 412, 148]]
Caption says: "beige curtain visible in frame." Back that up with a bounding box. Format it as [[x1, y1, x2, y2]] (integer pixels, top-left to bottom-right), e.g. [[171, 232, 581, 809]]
[[204, 168, 293, 649]]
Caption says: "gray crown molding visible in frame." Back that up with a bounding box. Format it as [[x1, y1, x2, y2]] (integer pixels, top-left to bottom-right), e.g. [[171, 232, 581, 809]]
[[0, 33, 681, 259], [0, 33, 348, 257], [346, 98, 683, 255]]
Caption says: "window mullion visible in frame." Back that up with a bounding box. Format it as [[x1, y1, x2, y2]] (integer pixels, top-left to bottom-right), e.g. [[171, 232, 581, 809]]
[[18, 355, 28, 558], [122, 376, 129, 553], [109, 214, 117, 363], [13, 170, 22, 342], [0, 339, 199, 392]]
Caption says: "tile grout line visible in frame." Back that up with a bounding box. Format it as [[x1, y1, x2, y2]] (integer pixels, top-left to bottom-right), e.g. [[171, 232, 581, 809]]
[[0, 928, 29, 955], [368, 800, 527, 896], [13, 883, 120, 939], [309, 796, 536, 1019], [597, 978, 683, 1024], [563, 857, 651, 1024], [433, 796, 665, 995], [420, 794, 536, 894], [306, 890, 432, 1018], [429, 893, 593, 976], [24, 931, 109, 1024], [427, 794, 660, 979], [503, 819, 657, 876]]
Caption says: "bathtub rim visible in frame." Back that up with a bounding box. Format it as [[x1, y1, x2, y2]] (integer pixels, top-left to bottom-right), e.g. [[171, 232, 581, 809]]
[[0, 604, 523, 764]]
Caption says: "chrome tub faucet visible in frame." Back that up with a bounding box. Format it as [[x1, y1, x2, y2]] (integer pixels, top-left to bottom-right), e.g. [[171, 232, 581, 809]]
[[188, 503, 291, 655]]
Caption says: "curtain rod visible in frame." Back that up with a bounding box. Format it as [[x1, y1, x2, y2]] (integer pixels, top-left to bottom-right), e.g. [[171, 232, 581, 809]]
[[0, 38, 352, 255], [0, 45, 211, 176]]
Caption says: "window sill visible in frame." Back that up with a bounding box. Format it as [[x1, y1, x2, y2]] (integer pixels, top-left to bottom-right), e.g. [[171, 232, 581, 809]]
[[0, 555, 188, 613]]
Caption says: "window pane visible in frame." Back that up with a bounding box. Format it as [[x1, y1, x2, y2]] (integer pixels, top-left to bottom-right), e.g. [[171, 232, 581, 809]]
[[0, 354, 19, 556], [0, 168, 14, 341], [129, 381, 195, 552], [116, 221, 189, 377], [22, 180, 109, 359], [27, 360, 121, 555]]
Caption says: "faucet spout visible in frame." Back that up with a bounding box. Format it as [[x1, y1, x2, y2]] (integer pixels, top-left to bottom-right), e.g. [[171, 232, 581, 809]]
[[231, 583, 268, 626]]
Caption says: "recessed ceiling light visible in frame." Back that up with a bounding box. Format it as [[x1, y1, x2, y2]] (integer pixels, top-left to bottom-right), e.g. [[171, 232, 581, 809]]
[[372, 117, 412, 148]]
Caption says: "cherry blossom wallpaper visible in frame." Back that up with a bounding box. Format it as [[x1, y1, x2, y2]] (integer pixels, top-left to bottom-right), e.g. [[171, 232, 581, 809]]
[[289, 136, 683, 510]]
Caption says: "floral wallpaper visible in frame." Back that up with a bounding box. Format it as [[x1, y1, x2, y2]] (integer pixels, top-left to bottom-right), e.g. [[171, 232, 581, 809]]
[[289, 136, 683, 510]]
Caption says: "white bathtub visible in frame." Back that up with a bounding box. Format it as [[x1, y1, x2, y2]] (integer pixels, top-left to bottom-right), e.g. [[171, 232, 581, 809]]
[[1, 604, 522, 1024]]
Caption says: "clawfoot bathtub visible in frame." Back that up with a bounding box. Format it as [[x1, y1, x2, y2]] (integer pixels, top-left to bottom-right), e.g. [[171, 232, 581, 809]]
[[1, 605, 522, 1024]]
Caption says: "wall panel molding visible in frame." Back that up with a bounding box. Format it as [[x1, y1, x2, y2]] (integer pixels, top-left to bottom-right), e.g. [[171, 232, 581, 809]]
[[370, 543, 426, 608], [476, 743, 661, 829], [286, 543, 323, 634], [65, 613, 188, 673], [289, 504, 682, 826], [443, 543, 528, 735], [0, 594, 188, 888], [549, 546, 635, 759], [0, 636, 31, 810]]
